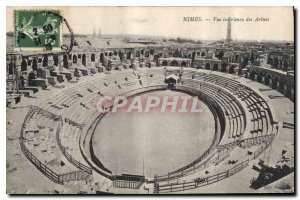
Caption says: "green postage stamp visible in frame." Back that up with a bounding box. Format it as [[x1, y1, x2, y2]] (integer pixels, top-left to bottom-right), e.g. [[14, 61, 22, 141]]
[[14, 10, 61, 49]]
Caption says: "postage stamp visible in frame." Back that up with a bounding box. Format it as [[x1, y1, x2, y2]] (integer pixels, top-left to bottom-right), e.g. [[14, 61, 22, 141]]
[[14, 10, 61, 49]]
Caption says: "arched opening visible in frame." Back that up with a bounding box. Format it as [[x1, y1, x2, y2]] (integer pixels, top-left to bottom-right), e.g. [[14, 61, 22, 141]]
[[264, 75, 272, 87], [21, 59, 27, 71], [205, 63, 210, 70], [100, 53, 104, 64], [8, 62, 14, 75], [201, 52, 206, 57], [153, 55, 159, 66], [126, 52, 131, 60], [105, 52, 108, 56], [234, 55, 239, 62], [73, 55, 78, 64], [68, 54, 72, 60], [279, 81, 285, 93], [228, 65, 235, 74], [32, 58, 38, 70], [267, 58, 273, 65], [63, 54, 68, 68], [170, 60, 179, 66], [272, 76, 279, 90], [221, 63, 227, 72], [119, 51, 123, 61], [136, 51, 140, 57], [109, 52, 113, 57], [147, 62, 151, 68], [82, 54, 86, 66], [53, 55, 59, 66], [283, 60, 289, 71], [91, 53, 95, 62], [250, 71, 256, 80], [257, 74, 263, 83], [145, 51, 149, 57], [150, 49, 154, 55], [197, 52, 200, 56], [42, 55, 48, 67], [192, 52, 196, 63], [114, 51, 118, 56], [216, 51, 224, 60], [187, 54, 191, 58], [213, 64, 218, 71], [162, 60, 168, 66], [181, 61, 187, 67], [274, 57, 279, 68]]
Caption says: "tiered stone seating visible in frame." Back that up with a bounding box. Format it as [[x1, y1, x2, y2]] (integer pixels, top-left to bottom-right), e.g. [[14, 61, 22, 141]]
[[23, 110, 79, 174], [180, 78, 245, 145]]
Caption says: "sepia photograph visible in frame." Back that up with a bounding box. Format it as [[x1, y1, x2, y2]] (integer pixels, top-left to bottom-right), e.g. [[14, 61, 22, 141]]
[[5, 5, 295, 195]]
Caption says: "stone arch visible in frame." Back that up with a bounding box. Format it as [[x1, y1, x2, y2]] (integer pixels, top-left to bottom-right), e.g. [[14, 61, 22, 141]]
[[147, 62, 151, 68], [100, 53, 105, 64], [197, 52, 200, 56], [268, 57, 274, 65], [234, 54, 239, 62], [181, 61, 187, 67], [213, 64, 218, 71], [162, 60, 168, 66], [21, 59, 27, 71], [272, 76, 280, 90], [8, 62, 14, 75], [73, 54, 77, 64], [32, 58, 38, 70], [105, 52, 108, 56], [228, 65, 235, 74], [82, 54, 86, 66], [205, 63, 210, 70], [42, 55, 48, 67], [119, 51, 124, 61], [126, 52, 131, 60], [250, 70, 256, 80], [136, 50, 140, 57], [63, 54, 68, 68], [221, 63, 227, 72], [201, 52, 206, 57], [264, 74, 272, 87], [257, 73, 263, 83], [283, 59, 289, 71], [109, 52, 113, 57], [170, 60, 179, 66], [91, 53, 95, 62], [274, 57, 279, 68], [187, 54, 192, 58]]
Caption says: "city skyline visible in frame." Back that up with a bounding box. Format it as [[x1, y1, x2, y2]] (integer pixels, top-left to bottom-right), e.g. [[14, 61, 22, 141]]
[[7, 7, 294, 41]]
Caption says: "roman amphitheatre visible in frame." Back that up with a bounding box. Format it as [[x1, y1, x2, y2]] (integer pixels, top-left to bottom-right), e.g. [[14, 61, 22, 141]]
[[6, 18, 294, 194]]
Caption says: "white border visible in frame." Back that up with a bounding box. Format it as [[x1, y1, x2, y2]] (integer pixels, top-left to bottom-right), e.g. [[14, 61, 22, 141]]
[[1, 1, 298, 200]]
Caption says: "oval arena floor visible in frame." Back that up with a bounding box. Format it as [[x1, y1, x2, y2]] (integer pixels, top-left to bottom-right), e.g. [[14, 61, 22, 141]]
[[92, 90, 215, 177]]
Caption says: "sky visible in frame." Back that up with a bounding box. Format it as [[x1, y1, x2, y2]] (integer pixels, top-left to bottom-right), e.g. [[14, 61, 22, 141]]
[[7, 7, 294, 41]]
